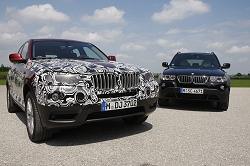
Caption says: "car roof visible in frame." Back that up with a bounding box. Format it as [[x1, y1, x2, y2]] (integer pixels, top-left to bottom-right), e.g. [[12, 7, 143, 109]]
[[30, 38, 89, 44], [176, 52, 215, 55]]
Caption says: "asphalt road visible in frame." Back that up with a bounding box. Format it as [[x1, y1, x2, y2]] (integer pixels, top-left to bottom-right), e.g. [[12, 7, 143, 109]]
[[0, 85, 250, 166]]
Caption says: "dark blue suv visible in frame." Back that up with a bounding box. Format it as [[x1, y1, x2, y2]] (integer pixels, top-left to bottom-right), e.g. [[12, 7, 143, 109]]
[[158, 52, 230, 111]]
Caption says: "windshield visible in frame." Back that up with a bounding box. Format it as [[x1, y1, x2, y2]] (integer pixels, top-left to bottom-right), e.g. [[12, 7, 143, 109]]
[[32, 41, 109, 60], [169, 53, 221, 68]]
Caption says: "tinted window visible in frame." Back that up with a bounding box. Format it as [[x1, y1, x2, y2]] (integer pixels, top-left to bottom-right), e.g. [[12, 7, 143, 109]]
[[32, 41, 109, 60], [170, 54, 220, 68]]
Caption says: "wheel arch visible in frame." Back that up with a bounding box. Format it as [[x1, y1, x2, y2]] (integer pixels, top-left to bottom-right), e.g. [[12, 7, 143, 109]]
[[23, 80, 34, 102]]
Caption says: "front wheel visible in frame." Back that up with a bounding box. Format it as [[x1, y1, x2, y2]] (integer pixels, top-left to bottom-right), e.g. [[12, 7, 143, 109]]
[[122, 115, 148, 125], [25, 92, 52, 142], [7, 88, 22, 113]]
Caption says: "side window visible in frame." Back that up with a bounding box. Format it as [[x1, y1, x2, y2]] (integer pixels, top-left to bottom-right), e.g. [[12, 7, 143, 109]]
[[20, 42, 29, 59]]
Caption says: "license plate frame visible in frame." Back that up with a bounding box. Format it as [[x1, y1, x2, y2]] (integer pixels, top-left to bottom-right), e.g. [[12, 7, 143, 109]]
[[180, 88, 204, 94], [101, 99, 138, 111]]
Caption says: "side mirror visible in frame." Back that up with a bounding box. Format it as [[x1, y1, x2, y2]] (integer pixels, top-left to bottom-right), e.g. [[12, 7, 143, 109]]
[[221, 63, 230, 69], [9, 53, 26, 63], [108, 55, 116, 61], [162, 62, 169, 68]]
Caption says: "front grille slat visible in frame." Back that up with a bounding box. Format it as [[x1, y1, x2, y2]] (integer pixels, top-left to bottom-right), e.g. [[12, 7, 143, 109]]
[[99, 75, 102, 89], [177, 75, 208, 84], [106, 74, 109, 89], [127, 74, 130, 88], [132, 74, 135, 86], [112, 74, 115, 89], [178, 75, 192, 83], [130, 74, 132, 88], [92, 73, 139, 90]]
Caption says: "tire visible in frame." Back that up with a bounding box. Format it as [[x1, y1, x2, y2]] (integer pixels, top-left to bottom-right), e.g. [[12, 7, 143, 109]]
[[122, 115, 148, 125], [158, 98, 169, 107], [7, 88, 22, 113], [25, 91, 52, 142], [217, 101, 229, 111]]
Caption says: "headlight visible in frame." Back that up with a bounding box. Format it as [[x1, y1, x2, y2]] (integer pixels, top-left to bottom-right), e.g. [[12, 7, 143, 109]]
[[144, 72, 154, 81], [55, 73, 82, 85], [210, 76, 227, 83], [162, 75, 175, 80]]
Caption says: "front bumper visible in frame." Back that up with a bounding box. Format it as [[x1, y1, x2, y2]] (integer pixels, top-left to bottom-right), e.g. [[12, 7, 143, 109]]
[[37, 97, 158, 129], [159, 86, 229, 102]]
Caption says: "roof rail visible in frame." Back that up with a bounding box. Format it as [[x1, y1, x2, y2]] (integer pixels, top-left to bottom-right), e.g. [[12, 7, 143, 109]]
[[177, 51, 181, 54]]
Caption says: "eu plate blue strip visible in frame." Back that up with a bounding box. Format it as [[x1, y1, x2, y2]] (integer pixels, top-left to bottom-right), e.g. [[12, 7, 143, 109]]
[[101, 102, 106, 111]]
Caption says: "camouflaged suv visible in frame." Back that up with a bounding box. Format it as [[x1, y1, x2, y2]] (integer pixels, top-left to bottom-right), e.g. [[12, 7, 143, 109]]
[[6, 39, 158, 142]]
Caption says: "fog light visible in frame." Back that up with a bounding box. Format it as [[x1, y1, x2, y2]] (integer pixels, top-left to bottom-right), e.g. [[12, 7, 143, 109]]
[[220, 85, 225, 90], [75, 91, 87, 103], [52, 93, 59, 101]]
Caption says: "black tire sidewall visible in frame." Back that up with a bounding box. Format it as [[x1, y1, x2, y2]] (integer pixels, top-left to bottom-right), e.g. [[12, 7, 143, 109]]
[[7, 88, 12, 112], [25, 92, 42, 141], [7, 87, 21, 113]]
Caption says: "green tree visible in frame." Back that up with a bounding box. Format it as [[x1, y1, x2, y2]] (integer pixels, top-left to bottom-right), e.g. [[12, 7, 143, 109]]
[[236, 73, 242, 77], [0, 64, 10, 72]]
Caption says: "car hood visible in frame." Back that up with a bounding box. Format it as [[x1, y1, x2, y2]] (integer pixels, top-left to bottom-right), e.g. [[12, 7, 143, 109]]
[[28, 58, 150, 74], [163, 67, 226, 76]]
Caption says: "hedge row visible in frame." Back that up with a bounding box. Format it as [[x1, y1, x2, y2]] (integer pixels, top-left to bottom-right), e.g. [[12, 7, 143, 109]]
[[0, 72, 8, 79]]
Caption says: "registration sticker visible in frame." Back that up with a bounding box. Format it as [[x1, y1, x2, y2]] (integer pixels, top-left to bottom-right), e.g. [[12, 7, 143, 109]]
[[180, 88, 204, 94], [101, 99, 137, 111]]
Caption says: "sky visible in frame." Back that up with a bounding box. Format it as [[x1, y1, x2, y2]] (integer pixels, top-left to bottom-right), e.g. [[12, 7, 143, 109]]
[[0, 0, 250, 75]]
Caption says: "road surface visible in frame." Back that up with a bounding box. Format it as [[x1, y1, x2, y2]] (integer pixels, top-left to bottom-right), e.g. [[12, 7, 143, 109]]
[[0, 86, 249, 165]]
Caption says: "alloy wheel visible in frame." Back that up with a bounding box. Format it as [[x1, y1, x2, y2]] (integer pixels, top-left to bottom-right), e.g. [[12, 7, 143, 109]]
[[26, 98, 34, 135]]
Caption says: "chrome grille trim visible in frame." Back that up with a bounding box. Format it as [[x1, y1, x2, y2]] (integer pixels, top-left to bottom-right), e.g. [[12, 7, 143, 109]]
[[91, 74, 117, 90], [177, 75, 192, 83], [193, 76, 208, 84], [120, 73, 140, 89], [177, 75, 208, 84], [91, 73, 140, 90]]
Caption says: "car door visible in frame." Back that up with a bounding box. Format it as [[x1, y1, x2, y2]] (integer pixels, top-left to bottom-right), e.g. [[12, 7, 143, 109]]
[[10, 42, 29, 108]]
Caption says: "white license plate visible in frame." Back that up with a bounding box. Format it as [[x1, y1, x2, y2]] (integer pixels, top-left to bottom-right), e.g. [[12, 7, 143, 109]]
[[101, 99, 137, 111], [180, 88, 204, 94]]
